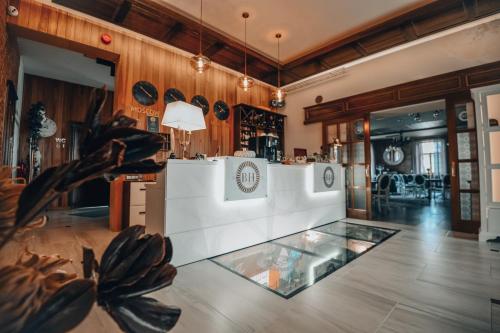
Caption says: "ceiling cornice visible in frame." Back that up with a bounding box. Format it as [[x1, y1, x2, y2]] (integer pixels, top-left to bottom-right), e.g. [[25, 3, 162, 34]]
[[51, 0, 500, 86]]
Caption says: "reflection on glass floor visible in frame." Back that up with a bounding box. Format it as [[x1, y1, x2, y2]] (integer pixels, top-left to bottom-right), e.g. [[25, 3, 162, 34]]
[[211, 221, 398, 298]]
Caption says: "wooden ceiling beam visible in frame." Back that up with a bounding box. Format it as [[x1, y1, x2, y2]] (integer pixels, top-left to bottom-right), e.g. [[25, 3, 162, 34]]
[[53, 0, 500, 86], [112, 0, 132, 23], [163, 22, 183, 42], [351, 42, 368, 57], [203, 41, 225, 57]]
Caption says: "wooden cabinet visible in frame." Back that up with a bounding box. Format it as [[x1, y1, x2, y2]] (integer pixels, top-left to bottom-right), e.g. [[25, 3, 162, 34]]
[[123, 181, 155, 227], [233, 103, 286, 153]]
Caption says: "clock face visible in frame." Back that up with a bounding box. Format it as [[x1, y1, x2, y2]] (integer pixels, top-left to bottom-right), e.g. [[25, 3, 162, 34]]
[[132, 81, 158, 106], [191, 95, 209, 116], [269, 99, 286, 109], [164, 88, 186, 104], [214, 100, 230, 121]]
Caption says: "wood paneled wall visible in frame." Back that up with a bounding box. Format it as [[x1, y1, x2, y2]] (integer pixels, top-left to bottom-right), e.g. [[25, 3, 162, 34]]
[[7, 0, 272, 227], [0, 0, 20, 161], [304, 60, 500, 124], [20, 74, 114, 207], [7, 0, 273, 157]]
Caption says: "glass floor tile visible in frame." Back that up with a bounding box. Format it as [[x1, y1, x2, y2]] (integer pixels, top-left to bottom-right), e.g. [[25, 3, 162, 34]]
[[211, 221, 398, 298], [314, 221, 397, 243]]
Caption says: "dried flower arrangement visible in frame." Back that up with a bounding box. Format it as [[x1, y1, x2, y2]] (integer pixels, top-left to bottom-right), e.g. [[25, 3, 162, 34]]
[[0, 88, 180, 332]]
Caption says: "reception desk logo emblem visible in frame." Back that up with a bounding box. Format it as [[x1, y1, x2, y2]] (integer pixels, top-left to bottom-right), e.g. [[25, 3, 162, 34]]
[[323, 166, 335, 188], [236, 161, 260, 193]]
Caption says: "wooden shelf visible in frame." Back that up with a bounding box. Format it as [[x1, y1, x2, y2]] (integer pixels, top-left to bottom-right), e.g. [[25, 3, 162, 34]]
[[233, 104, 286, 153]]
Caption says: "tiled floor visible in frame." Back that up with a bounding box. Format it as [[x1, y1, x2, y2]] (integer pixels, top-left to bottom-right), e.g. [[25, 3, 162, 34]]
[[372, 196, 451, 229], [212, 222, 397, 298], [2, 211, 500, 332]]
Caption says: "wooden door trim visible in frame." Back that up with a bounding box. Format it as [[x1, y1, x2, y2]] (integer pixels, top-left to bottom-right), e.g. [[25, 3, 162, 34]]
[[446, 91, 481, 233]]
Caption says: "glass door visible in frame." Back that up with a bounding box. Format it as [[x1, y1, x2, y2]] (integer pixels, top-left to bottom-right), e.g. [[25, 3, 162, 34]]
[[447, 95, 480, 233], [324, 115, 371, 219]]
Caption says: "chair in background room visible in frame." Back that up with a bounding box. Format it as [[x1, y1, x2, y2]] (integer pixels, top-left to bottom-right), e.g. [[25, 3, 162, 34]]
[[441, 175, 451, 199], [403, 174, 416, 197], [414, 174, 428, 198], [373, 174, 391, 210]]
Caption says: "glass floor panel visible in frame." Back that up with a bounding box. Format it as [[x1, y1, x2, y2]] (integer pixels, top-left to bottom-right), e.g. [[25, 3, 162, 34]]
[[314, 221, 397, 243], [211, 221, 398, 298], [273, 230, 375, 264]]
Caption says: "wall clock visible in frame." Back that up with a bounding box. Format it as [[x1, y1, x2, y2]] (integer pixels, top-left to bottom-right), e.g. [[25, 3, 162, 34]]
[[353, 120, 364, 139], [132, 81, 158, 106], [214, 100, 230, 121], [164, 88, 186, 104], [191, 95, 209, 116]]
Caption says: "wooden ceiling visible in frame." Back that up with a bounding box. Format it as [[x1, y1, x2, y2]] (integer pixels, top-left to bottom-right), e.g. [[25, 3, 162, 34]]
[[52, 0, 500, 86]]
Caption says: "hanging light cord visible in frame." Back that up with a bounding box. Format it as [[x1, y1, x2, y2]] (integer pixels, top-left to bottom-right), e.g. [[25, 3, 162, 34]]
[[244, 16, 248, 76], [199, 0, 203, 54], [277, 35, 281, 89]]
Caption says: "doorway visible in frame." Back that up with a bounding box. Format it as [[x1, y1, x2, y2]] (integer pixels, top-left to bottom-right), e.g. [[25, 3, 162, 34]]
[[369, 100, 451, 229], [17, 37, 116, 209], [323, 94, 481, 234]]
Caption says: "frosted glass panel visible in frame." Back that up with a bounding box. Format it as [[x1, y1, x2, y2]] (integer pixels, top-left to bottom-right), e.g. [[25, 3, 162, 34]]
[[486, 94, 500, 126], [493, 169, 500, 203], [327, 125, 337, 143], [490, 132, 500, 164], [354, 189, 366, 209], [353, 142, 365, 164], [457, 132, 477, 160], [339, 123, 347, 142], [353, 165, 365, 187]]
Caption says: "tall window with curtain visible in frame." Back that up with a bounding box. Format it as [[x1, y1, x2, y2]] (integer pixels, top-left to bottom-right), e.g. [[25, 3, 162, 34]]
[[414, 139, 447, 176]]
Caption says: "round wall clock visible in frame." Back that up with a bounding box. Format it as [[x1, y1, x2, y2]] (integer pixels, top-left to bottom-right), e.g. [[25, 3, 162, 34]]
[[164, 88, 186, 104], [353, 120, 364, 139], [132, 81, 158, 106], [214, 100, 230, 121], [191, 95, 209, 116]]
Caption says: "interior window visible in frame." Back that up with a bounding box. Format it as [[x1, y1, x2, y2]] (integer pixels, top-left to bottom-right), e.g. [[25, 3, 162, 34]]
[[416, 139, 446, 176]]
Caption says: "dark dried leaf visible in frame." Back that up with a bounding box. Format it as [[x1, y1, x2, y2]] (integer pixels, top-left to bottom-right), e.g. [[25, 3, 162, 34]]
[[100, 237, 175, 298], [15, 141, 125, 236], [54, 140, 126, 192], [0, 166, 27, 248], [80, 88, 109, 156], [111, 159, 166, 175], [100, 234, 164, 286], [21, 279, 96, 333], [83, 127, 165, 164], [99, 225, 145, 278], [107, 297, 181, 333], [106, 261, 177, 299], [15, 164, 72, 234]]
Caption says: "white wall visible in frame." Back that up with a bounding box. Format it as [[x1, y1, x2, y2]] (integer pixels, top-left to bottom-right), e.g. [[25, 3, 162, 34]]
[[12, 57, 24, 176], [282, 18, 500, 156]]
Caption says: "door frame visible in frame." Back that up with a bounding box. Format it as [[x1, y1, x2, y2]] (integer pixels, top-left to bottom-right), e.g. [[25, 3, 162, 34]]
[[323, 113, 372, 220], [446, 92, 481, 233]]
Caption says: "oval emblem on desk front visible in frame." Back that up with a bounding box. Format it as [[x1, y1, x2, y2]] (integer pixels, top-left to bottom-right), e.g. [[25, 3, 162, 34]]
[[236, 161, 260, 193], [323, 166, 335, 188]]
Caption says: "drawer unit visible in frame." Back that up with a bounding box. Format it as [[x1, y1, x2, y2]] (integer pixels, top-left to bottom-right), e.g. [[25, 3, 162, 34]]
[[123, 181, 155, 228]]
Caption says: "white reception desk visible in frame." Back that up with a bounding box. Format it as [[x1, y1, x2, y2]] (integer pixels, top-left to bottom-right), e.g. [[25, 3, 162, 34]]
[[146, 157, 346, 266]]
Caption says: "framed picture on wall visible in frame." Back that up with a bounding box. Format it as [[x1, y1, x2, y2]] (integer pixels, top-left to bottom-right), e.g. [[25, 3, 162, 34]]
[[147, 115, 159, 133]]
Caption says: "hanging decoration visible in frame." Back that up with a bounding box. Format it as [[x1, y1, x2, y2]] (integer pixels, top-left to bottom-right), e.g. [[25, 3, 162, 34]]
[[270, 32, 286, 108], [238, 12, 254, 91], [190, 0, 211, 73]]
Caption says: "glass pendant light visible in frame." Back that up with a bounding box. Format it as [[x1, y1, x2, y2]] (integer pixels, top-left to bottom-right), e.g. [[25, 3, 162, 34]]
[[272, 33, 286, 102], [190, 0, 210, 73], [238, 12, 254, 91]]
